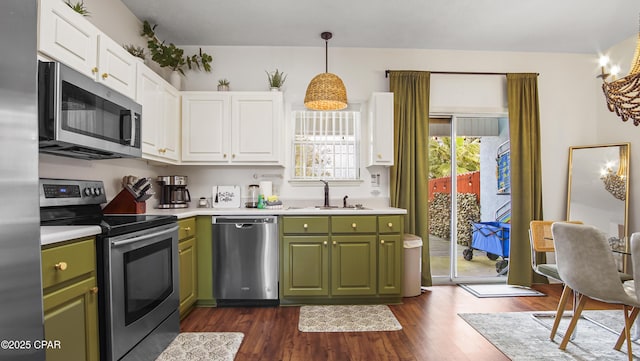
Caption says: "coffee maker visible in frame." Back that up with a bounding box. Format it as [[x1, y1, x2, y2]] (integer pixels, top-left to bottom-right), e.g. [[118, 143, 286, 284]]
[[157, 175, 191, 209]]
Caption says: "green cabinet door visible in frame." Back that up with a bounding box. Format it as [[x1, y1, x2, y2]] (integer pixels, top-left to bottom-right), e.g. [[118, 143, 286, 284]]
[[331, 235, 376, 296], [282, 236, 329, 297], [43, 276, 99, 361], [179, 237, 198, 317], [378, 234, 402, 295]]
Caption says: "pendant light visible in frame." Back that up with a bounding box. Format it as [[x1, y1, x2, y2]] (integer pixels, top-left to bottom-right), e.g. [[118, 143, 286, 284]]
[[304, 32, 348, 110]]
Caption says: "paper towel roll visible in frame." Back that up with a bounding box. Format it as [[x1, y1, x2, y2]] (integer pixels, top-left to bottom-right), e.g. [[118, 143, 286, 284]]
[[259, 181, 272, 197]]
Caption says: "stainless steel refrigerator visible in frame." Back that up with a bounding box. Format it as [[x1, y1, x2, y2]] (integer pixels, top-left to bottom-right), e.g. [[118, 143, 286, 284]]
[[0, 1, 45, 360]]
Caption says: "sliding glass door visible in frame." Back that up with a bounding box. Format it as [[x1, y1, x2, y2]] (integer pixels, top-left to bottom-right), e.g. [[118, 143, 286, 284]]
[[429, 115, 511, 283]]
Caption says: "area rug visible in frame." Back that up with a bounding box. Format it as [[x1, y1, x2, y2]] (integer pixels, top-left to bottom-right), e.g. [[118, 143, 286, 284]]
[[459, 283, 546, 298], [460, 310, 639, 360], [155, 332, 244, 361], [298, 305, 402, 332]]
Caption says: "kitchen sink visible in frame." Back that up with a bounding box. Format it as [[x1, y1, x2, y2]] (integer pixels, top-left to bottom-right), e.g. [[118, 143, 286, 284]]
[[287, 206, 371, 211]]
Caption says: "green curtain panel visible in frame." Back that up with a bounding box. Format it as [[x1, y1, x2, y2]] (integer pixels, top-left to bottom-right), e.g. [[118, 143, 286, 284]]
[[506, 73, 544, 286], [388, 71, 432, 286]]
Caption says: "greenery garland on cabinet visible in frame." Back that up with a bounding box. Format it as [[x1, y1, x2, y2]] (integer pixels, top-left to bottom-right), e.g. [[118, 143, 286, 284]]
[[141, 20, 212, 75]]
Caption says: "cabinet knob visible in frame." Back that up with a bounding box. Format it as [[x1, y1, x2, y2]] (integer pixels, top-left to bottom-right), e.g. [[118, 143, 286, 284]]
[[183, 226, 191, 232], [351, 223, 357, 229], [388, 222, 393, 228], [333, 241, 337, 245], [223, 153, 227, 158], [381, 240, 385, 245], [89, 287, 99, 295], [303, 223, 308, 229], [178, 250, 183, 255], [323, 241, 328, 246], [54, 262, 68, 271], [101, 73, 108, 79], [232, 154, 236, 159], [91, 67, 98, 74], [377, 153, 382, 159]]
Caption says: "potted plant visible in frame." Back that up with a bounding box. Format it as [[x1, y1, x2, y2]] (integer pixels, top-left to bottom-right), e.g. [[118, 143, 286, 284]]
[[218, 79, 230, 91], [266, 69, 287, 90], [65, 0, 90, 16], [123, 44, 145, 62], [141, 20, 212, 88]]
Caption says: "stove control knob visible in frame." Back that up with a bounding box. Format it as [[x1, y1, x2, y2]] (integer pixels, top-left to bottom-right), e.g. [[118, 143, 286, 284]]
[[84, 188, 92, 196], [93, 188, 102, 196]]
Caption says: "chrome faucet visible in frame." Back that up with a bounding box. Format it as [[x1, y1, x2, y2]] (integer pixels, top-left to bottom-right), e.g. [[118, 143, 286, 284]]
[[320, 180, 330, 207]]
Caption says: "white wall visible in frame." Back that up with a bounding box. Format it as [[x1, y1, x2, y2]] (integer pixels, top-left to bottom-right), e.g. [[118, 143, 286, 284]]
[[179, 45, 600, 217], [39, 0, 604, 218]]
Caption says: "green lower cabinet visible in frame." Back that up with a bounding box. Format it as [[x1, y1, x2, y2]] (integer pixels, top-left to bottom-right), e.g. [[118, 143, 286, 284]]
[[283, 236, 329, 297], [280, 215, 404, 303], [378, 234, 402, 294], [179, 237, 198, 317], [331, 235, 377, 296], [196, 216, 215, 306], [43, 276, 99, 361]]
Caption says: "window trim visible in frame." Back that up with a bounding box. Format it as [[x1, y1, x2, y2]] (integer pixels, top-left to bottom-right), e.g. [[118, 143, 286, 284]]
[[290, 108, 361, 181]]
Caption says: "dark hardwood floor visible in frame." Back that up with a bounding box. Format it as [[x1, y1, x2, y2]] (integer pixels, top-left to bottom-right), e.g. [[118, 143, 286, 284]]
[[180, 284, 618, 361]]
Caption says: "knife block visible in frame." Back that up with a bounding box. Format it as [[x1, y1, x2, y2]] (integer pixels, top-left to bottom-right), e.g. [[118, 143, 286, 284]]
[[103, 188, 146, 214]]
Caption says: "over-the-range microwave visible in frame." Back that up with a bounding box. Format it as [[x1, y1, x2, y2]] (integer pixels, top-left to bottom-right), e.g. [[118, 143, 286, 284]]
[[38, 61, 142, 160]]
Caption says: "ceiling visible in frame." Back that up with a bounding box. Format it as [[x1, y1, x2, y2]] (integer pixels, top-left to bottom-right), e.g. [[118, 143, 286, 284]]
[[121, 0, 640, 53]]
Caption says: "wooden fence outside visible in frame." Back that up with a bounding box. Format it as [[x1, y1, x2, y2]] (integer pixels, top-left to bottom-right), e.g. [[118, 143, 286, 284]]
[[428, 171, 480, 202]]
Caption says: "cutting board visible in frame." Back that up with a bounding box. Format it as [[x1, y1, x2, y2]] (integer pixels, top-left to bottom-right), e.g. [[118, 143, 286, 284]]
[[212, 185, 241, 208]]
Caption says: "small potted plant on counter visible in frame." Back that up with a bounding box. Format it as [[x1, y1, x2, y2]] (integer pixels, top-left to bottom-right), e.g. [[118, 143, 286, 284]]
[[218, 79, 230, 91], [266, 69, 287, 91]]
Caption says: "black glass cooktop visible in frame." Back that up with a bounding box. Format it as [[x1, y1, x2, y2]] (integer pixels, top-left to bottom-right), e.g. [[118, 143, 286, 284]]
[[40, 204, 176, 237]]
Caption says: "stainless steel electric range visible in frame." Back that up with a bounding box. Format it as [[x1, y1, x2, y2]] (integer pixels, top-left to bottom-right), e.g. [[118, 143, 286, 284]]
[[40, 178, 179, 361]]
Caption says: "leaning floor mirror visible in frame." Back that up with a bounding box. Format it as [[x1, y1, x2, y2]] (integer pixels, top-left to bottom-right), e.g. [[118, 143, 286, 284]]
[[566, 143, 630, 271]]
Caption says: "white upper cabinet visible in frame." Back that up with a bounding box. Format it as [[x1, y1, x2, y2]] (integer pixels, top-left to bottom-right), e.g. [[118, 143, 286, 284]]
[[367, 92, 394, 167], [38, 0, 137, 99], [136, 63, 180, 163], [181, 92, 283, 165]]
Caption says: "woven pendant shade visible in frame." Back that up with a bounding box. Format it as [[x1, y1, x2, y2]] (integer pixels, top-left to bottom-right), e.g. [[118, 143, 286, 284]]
[[304, 73, 347, 110], [304, 31, 348, 111]]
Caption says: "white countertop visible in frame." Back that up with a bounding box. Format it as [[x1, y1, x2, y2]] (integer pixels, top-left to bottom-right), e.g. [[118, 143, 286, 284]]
[[41, 207, 407, 245], [41, 226, 102, 246], [145, 206, 407, 219]]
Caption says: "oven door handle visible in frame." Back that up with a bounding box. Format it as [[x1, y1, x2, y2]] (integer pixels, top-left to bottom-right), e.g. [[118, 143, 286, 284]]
[[111, 225, 179, 248]]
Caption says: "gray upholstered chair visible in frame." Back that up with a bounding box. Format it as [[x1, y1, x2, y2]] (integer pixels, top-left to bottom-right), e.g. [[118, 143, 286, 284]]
[[552, 223, 640, 361], [529, 220, 579, 340]]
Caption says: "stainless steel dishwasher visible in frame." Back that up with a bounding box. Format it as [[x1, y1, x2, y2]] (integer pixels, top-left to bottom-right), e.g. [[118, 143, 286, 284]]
[[212, 216, 279, 306]]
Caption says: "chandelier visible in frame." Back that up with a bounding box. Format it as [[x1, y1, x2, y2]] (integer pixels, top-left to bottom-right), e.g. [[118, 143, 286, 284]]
[[600, 147, 627, 201], [599, 19, 640, 125]]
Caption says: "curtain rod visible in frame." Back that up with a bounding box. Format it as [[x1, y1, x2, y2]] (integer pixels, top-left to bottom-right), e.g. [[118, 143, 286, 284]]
[[384, 70, 539, 78]]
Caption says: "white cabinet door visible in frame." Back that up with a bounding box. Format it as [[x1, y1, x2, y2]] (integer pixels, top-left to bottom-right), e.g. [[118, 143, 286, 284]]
[[38, 0, 98, 79], [181, 92, 282, 164], [136, 63, 180, 163], [181, 92, 230, 162], [161, 84, 180, 161], [137, 64, 162, 156], [97, 35, 137, 99], [367, 92, 394, 167], [231, 92, 282, 163], [38, 0, 137, 99]]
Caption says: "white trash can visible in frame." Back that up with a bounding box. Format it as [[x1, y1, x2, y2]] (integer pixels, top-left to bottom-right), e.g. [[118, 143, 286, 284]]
[[403, 233, 423, 297]]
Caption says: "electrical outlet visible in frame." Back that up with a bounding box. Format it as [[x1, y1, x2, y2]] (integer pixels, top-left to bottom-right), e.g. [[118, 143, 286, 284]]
[[371, 173, 380, 187]]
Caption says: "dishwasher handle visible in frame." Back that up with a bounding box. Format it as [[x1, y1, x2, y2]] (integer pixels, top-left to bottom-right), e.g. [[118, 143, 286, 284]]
[[213, 216, 278, 225], [235, 223, 255, 229]]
